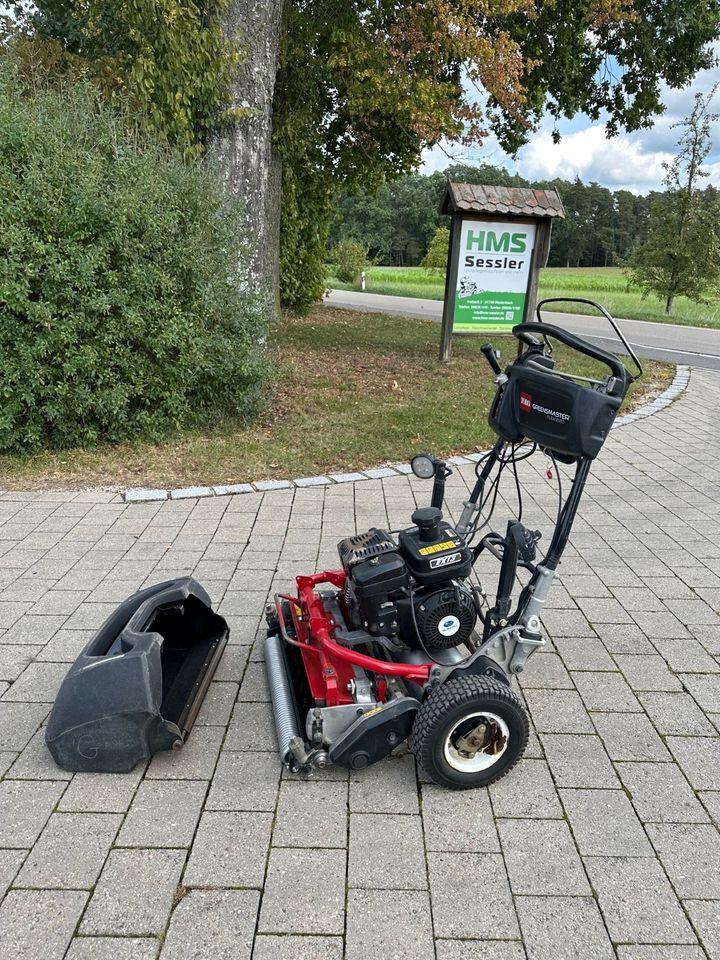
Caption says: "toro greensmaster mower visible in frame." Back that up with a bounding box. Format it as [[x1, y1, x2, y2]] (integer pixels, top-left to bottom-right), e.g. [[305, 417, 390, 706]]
[[264, 299, 642, 789]]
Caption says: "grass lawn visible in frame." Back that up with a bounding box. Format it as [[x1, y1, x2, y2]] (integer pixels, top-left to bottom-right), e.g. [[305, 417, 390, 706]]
[[327, 265, 720, 329], [0, 307, 672, 491]]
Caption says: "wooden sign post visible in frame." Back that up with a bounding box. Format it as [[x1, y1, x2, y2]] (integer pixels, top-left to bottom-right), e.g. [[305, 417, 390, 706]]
[[438, 184, 565, 361]]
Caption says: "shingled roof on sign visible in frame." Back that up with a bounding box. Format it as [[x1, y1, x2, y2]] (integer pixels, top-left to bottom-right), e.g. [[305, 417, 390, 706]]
[[439, 182, 566, 219]]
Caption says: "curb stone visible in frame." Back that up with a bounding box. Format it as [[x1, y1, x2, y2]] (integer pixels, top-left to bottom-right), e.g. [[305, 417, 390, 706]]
[[123, 365, 691, 503]]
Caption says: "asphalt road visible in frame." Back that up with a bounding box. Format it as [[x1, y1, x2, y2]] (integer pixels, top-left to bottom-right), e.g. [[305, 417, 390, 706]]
[[325, 289, 720, 370]]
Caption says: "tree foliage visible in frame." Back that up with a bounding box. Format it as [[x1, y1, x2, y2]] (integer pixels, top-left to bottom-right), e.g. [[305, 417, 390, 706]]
[[8, 0, 240, 157], [422, 228, 451, 271], [0, 54, 268, 452], [11, 0, 720, 308], [331, 239, 369, 285], [274, 0, 720, 308], [626, 86, 720, 313], [330, 163, 678, 270]]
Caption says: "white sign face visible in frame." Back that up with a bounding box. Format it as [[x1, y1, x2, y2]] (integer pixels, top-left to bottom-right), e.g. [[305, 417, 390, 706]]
[[453, 219, 536, 332]]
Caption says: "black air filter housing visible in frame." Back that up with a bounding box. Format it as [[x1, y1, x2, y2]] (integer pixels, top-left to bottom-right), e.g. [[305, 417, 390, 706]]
[[399, 522, 472, 588]]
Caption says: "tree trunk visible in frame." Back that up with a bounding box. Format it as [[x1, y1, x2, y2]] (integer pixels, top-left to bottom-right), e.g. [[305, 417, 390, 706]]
[[665, 294, 674, 314], [211, 0, 285, 312]]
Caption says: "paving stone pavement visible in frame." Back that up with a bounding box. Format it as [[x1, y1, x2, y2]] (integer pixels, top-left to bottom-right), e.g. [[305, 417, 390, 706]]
[[1, 367, 720, 959]]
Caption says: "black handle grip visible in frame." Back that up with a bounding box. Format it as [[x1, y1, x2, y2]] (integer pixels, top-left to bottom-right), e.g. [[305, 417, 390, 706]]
[[516, 329, 542, 348], [512, 322, 626, 383], [481, 342, 502, 376]]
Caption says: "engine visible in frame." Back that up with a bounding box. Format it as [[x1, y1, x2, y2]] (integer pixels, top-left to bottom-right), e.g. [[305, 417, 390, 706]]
[[337, 508, 477, 651]]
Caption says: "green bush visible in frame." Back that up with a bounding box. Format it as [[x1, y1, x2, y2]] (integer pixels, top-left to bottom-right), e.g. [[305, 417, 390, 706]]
[[332, 239, 368, 285], [0, 58, 270, 453], [421, 227, 450, 271]]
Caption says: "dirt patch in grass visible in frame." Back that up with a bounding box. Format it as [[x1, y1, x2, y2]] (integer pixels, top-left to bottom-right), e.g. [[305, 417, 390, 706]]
[[0, 307, 675, 491]]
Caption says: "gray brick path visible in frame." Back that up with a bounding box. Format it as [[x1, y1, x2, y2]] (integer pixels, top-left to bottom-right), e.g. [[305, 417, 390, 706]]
[[1, 368, 720, 958]]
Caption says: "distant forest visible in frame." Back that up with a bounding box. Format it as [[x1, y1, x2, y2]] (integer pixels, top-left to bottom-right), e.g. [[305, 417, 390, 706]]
[[329, 163, 720, 269]]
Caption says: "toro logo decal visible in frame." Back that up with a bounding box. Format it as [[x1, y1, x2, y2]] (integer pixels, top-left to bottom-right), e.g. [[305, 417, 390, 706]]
[[519, 391, 532, 412]]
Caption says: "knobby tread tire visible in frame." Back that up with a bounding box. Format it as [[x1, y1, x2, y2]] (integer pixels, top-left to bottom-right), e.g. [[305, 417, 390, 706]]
[[410, 674, 529, 790]]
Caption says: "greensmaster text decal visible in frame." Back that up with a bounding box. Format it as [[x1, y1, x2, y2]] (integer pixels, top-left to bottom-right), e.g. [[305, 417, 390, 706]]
[[453, 219, 536, 332]]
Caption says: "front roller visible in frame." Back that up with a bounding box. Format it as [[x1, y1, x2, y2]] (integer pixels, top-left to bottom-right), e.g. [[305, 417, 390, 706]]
[[410, 676, 529, 790]]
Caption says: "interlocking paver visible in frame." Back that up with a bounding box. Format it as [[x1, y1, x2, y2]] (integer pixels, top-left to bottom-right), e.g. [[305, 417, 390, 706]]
[[498, 818, 589, 895], [273, 780, 347, 848], [421, 783, 500, 851], [616, 760, 710, 822], [540, 733, 619, 788], [522, 688, 594, 734], [160, 889, 258, 960], [0, 888, 88, 960], [205, 750, 280, 811], [516, 895, 614, 960], [259, 847, 346, 934], [4, 370, 720, 957], [561, 788, 652, 856], [683, 899, 720, 959], [591, 710, 671, 761], [7, 727, 73, 780], [435, 943, 526, 960], [0, 848, 25, 898], [184, 811, 273, 888], [0, 778, 66, 846], [346, 888, 434, 960], [638, 690, 718, 736], [349, 753, 419, 813], [647, 822, 720, 898], [80, 848, 185, 936], [66, 938, 160, 960], [117, 780, 206, 848], [0, 700, 50, 750], [428, 852, 519, 939], [586, 856, 696, 944], [146, 725, 224, 779], [15, 812, 120, 888], [572, 669, 642, 711], [489, 758, 563, 819], [349, 813, 426, 889], [59, 766, 146, 812], [615, 949, 706, 960]]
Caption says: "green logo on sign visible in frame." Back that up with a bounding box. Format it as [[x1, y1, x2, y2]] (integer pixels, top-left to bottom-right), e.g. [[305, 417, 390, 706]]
[[466, 230, 527, 253]]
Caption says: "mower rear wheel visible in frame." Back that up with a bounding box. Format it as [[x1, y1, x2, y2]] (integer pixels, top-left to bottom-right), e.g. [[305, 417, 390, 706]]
[[410, 675, 529, 789]]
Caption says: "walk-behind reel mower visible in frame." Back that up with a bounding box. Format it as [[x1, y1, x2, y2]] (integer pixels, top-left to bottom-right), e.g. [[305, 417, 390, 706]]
[[265, 299, 643, 789]]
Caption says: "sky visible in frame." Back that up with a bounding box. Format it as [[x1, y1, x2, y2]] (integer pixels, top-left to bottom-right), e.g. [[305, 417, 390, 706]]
[[421, 51, 720, 194]]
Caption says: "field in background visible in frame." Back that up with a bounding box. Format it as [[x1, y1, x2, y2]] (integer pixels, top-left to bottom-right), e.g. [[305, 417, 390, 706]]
[[326, 266, 720, 328]]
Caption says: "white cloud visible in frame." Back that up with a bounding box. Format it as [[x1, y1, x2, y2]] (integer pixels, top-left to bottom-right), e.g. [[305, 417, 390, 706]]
[[516, 125, 673, 192], [421, 47, 720, 194]]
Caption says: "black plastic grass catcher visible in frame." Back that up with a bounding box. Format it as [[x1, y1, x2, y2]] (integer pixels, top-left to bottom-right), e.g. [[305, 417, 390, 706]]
[[46, 577, 228, 772]]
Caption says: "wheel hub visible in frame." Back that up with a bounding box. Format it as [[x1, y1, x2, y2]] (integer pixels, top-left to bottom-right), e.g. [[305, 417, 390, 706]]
[[443, 711, 510, 772]]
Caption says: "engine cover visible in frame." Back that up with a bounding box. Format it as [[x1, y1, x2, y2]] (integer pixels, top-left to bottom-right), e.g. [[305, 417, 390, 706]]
[[412, 585, 477, 649], [398, 519, 472, 588]]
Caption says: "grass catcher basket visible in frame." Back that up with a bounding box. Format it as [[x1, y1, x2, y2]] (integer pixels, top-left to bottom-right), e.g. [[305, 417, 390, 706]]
[[46, 577, 228, 772]]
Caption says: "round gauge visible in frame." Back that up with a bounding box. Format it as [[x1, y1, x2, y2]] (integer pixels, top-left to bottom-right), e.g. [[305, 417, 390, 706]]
[[411, 453, 436, 479]]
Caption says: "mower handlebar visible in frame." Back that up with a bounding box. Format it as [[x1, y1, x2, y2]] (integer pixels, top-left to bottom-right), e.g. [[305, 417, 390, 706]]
[[512, 321, 627, 385]]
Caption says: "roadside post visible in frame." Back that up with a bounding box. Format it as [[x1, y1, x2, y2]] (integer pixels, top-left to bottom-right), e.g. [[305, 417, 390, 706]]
[[438, 184, 565, 360]]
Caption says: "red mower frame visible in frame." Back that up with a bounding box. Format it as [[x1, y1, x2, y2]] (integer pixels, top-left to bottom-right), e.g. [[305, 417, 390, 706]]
[[275, 571, 432, 709]]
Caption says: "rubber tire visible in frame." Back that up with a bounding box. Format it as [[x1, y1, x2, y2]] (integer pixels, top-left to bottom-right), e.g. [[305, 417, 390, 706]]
[[410, 675, 529, 790]]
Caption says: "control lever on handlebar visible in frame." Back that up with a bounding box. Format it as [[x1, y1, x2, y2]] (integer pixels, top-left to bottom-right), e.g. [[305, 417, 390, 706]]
[[515, 329, 542, 348], [481, 342, 503, 376]]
